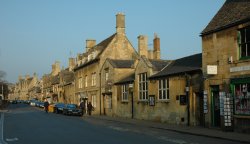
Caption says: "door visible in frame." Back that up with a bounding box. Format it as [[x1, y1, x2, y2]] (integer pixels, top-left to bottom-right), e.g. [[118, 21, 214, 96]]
[[211, 85, 220, 127]]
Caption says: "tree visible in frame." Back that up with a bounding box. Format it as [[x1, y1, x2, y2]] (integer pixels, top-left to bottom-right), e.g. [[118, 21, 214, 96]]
[[0, 71, 6, 82]]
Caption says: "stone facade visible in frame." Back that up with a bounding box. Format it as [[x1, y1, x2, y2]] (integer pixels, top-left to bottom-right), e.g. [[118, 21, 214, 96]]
[[201, 0, 250, 133], [74, 13, 138, 115]]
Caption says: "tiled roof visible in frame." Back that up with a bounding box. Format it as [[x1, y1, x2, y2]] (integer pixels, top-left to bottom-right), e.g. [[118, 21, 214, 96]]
[[201, 0, 250, 36], [114, 74, 135, 85], [150, 53, 202, 79], [74, 33, 116, 71], [149, 59, 171, 71], [60, 69, 74, 85], [108, 59, 134, 68]]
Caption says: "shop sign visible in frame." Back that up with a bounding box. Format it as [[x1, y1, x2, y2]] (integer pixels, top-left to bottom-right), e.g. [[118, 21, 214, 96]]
[[230, 65, 250, 73]]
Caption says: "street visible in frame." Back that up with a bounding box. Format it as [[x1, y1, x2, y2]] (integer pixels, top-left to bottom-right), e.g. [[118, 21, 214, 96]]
[[0, 103, 244, 144]]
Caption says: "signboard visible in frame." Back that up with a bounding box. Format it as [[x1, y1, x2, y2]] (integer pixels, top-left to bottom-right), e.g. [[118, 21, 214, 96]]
[[179, 95, 187, 105], [230, 65, 250, 73], [203, 91, 208, 114], [149, 95, 155, 106], [207, 65, 217, 75]]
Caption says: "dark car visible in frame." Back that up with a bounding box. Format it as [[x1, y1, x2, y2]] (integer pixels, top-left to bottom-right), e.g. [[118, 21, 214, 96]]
[[54, 103, 65, 114], [63, 104, 83, 116]]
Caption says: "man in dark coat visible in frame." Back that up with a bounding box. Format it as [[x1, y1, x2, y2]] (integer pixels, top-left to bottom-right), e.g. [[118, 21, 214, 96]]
[[44, 100, 49, 113], [87, 102, 93, 115]]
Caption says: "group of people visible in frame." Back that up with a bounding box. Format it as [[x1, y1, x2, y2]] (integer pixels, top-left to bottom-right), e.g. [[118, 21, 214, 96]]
[[43, 99, 94, 116], [80, 101, 93, 116]]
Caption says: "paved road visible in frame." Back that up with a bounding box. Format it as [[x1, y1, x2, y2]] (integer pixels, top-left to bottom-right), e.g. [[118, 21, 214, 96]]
[[1, 104, 244, 144]]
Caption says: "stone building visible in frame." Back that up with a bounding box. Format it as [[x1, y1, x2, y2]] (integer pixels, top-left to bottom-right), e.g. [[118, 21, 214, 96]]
[[42, 61, 60, 103], [201, 0, 250, 132], [100, 58, 134, 117], [74, 13, 138, 115], [149, 53, 203, 125], [14, 73, 39, 100], [58, 58, 75, 104]]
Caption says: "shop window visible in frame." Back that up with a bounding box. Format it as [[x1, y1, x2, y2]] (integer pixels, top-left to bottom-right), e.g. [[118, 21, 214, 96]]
[[238, 26, 250, 60], [234, 83, 250, 115]]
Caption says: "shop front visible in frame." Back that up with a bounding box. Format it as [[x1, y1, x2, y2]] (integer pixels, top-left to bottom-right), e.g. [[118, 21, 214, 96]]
[[230, 77, 250, 133]]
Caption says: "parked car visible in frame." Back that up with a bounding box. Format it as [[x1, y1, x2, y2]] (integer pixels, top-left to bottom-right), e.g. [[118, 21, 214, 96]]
[[54, 103, 65, 114], [30, 100, 37, 106], [63, 104, 83, 116]]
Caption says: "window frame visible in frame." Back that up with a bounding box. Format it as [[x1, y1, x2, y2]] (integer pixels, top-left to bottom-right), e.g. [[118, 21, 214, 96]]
[[138, 73, 148, 101], [158, 78, 170, 101], [91, 72, 96, 86], [238, 26, 250, 60], [122, 84, 128, 102]]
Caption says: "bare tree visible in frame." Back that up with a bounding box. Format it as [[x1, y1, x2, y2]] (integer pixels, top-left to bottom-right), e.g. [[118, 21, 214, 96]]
[[0, 71, 6, 82]]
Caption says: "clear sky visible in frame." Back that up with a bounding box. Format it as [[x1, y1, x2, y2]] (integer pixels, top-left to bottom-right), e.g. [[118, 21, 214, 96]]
[[0, 0, 225, 83]]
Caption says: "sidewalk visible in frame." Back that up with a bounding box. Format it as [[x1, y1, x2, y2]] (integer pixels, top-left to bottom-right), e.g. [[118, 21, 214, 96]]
[[87, 115, 250, 143]]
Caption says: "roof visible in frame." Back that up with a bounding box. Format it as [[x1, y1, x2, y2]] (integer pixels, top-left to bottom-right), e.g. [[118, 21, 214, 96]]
[[201, 0, 250, 36], [150, 53, 202, 79], [51, 75, 60, 85], [60, 69, 74, 85], [108, 59, 134, 68], [149, 59, 171, 71], [114, 73, 135, 85], [74, 34, 116, 71]]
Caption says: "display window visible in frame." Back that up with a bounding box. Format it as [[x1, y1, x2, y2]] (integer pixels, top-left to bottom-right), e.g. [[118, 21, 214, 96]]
[[234, 83, 250, 115]]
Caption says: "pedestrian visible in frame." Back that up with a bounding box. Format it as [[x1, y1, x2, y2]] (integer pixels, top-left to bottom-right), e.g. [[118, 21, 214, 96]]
[[44, 99, 49, 113], [80, 101, 85, 116], [87, 102, 93, 116]]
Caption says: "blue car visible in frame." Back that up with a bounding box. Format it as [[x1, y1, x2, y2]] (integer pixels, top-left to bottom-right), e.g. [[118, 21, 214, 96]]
[[63, 104, 83, 116], [54, 103, 65, 114]]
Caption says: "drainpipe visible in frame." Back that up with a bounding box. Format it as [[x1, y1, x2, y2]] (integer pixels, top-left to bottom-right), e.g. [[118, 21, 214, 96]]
[[185, 73, 191, 126], [99, 72, 102, 115]]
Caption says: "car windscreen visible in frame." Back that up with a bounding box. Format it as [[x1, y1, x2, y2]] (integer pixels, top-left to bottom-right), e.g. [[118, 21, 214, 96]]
[[67, 105, 76, 108]]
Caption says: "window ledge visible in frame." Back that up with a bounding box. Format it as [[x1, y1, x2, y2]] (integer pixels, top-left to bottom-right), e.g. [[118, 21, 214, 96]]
[[157, 99, 170, 103], [121, 100, 129, 103]]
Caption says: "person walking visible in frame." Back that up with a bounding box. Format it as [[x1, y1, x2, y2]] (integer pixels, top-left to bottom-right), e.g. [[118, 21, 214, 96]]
[[87, 102, 93, 116], [80, 101, 85, 116], [44, 99, 49, 113]]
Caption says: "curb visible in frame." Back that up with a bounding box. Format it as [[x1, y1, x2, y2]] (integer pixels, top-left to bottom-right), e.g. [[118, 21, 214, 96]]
[[88, 116, 250, 144]]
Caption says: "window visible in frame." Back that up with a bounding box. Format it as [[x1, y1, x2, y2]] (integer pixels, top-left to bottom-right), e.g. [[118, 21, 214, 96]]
[[238, 26, 250, 59], [139, 73, 148, 100], [105, 69, 109, 82], [78, 77, 82, 88], [91, 73, 96, 86], [91, 95, 96, 108], [85, 75, 88, 87], [122, 84, 128, 101], [234, 83, 250, 115], [158, 79, 169, 100]]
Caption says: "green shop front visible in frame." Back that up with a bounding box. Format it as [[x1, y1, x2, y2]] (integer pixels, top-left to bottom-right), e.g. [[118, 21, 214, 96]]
[[231, 77, 250, 133]]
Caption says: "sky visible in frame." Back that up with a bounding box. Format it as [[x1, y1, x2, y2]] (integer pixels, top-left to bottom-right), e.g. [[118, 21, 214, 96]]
[[0, 0, 225, 83]]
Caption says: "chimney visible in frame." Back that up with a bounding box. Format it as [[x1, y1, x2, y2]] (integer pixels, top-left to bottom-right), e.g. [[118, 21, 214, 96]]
[[18, 75, 23, 81], [138, 35, 148, 58], [52, 61, 60, 76], [116, 13, 125, 35], [148, 50, 153, 59], [25, 74, 30, 80], [69, 58, 76, 71], [153, 33, 160, 59], [86, 39, 96, 52]]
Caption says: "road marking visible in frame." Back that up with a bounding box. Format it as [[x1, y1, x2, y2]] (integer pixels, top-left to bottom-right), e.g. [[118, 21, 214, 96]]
[[6, 138, 18, 142], [0, 113, 7, 144]]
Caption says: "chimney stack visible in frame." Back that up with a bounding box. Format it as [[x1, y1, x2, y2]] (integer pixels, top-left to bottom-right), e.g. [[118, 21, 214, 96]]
[[153, 33, 160, 59], [116, 13, 125, 35], [86, 39, 96, 52], [69, 58, 76, 71], [138, 35, 148, 58]]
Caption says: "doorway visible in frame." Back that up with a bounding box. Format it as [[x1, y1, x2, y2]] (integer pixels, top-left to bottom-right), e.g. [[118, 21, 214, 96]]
[[211, 85, 220, 127]]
